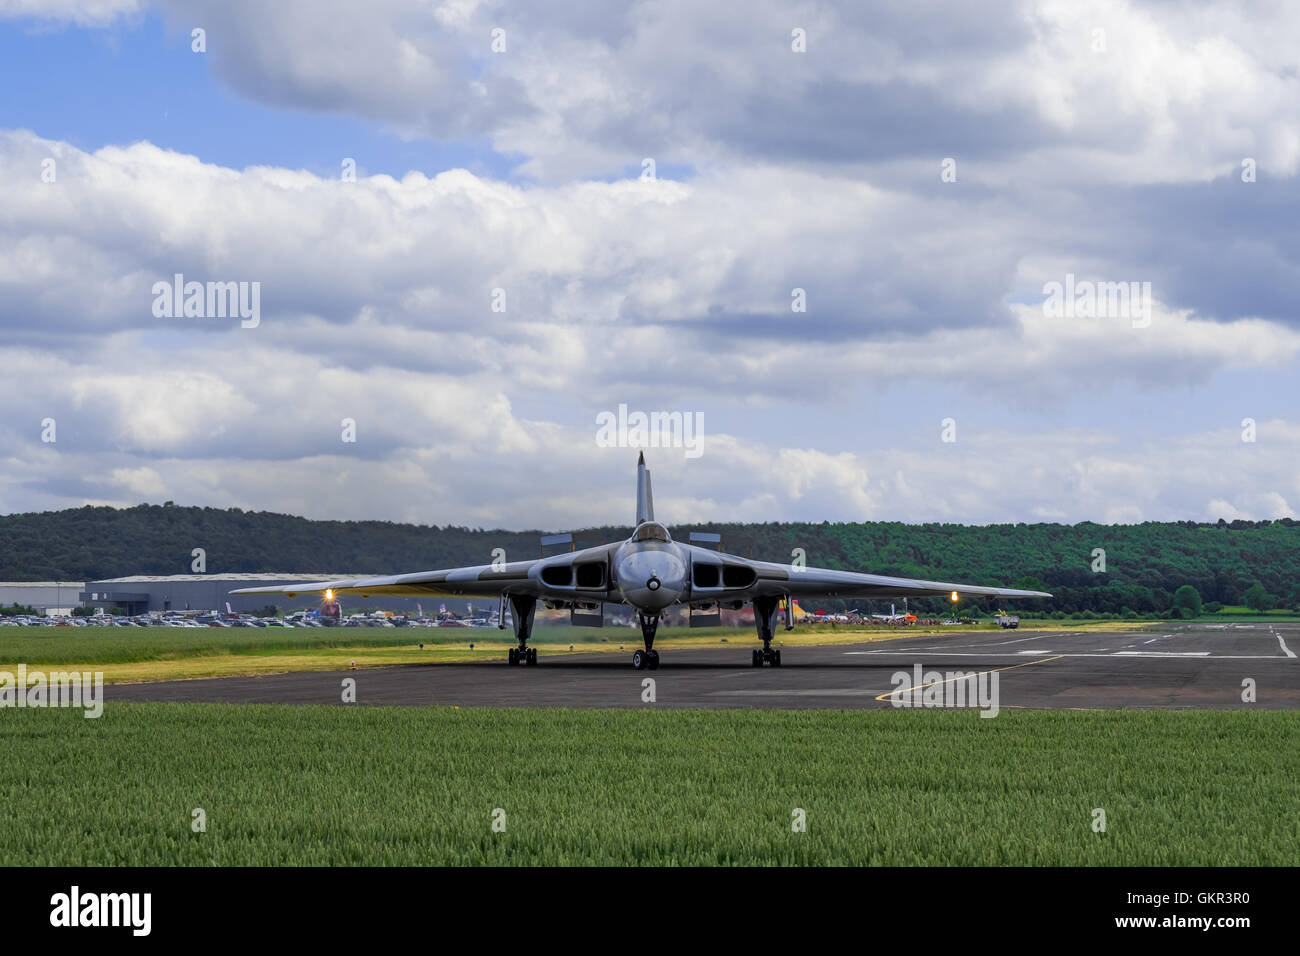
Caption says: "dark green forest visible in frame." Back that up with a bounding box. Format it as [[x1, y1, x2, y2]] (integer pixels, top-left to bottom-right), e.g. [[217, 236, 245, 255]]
[[1, 503, 1297, 616]]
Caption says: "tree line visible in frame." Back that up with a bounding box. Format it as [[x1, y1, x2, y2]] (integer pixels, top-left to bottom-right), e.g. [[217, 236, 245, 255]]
[[1, 504, 1296, 616]]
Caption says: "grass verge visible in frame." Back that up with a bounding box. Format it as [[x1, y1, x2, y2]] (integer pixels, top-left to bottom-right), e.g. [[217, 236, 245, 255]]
[[1, 621, 1155, 683], [1, 704, 1294, 865]]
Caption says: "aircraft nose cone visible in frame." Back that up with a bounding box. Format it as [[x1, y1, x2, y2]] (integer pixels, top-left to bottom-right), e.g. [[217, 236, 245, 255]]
[[618, 552, 684, 611]]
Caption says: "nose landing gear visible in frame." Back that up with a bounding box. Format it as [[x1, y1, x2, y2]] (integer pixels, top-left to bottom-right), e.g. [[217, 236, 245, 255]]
[[633, 613, 660, 669]]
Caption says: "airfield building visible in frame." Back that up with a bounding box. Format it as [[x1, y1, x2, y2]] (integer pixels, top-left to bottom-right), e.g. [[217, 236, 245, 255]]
[[77, 574, 478, 617], [0, 581, 85, 615]]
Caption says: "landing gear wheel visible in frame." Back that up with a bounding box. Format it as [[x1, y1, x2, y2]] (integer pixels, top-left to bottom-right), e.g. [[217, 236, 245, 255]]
[[772, 649, 782, 667], [635, 612, 662, 670], [527, 647, 538, 666], [752, 649, 762, 667], [508, 647, 518, 665]]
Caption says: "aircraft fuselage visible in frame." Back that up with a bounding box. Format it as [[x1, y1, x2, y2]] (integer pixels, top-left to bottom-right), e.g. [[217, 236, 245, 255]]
[[613, 536, 687, 613]]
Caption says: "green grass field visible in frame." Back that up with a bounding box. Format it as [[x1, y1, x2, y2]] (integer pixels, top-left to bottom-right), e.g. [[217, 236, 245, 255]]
[[1, 704, 1295, 865], [0, 625, 761, 682], [0, 621, 1150, 683], [0, 621, 1129, 666], [1212, 607, 1300, 618]]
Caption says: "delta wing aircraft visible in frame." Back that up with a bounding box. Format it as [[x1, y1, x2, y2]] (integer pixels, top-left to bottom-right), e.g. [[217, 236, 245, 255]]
[[232, 455, 1051, 669]]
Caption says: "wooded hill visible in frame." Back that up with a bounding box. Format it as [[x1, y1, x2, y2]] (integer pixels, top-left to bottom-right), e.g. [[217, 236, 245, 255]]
[[1, 504, 1296, 616]]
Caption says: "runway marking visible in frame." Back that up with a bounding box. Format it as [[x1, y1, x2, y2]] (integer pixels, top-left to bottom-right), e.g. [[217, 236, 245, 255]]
[[1115, 651, 1210, 657], [874, 655, 1062, 703], [973, 633, 1060, 647], [846, 650, 1291, 660], [711, 688, 889, 697], [1276, 632, 1296, 659]]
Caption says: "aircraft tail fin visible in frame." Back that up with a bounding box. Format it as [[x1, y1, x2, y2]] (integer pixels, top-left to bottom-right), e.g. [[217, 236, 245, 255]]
[[636, 452, 654, 524]]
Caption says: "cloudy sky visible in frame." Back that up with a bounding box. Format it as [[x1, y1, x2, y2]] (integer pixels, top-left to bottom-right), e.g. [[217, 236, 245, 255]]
[[1, 0, 1297, 529]]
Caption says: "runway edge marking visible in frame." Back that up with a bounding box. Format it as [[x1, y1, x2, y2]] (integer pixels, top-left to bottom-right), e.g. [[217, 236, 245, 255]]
[[874, 655, 1063, 703]]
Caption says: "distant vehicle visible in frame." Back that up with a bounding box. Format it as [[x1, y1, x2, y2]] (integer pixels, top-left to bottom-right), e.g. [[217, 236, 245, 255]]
[[996, 614, 1021, 629], [318, 596, 342, 626]]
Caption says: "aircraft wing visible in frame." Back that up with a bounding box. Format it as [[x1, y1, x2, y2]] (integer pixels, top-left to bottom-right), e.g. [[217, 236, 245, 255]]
[[778, 569, 1049, 601], [687, 548, 1051, 603], [229, 543, 620, 602]]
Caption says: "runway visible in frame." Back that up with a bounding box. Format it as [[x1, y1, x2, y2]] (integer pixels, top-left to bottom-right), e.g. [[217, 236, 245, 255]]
[[108, 622, 1300, 710]]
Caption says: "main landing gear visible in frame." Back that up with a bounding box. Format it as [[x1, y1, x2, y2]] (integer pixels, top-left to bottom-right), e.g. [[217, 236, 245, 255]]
[[633, 612, 660, 670], [506, 594, 538, 666], [751, 595, 783, 667]]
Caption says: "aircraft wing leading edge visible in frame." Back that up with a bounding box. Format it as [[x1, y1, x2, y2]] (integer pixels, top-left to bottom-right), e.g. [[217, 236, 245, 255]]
[[683, 547, 1051, 603], [228, 542, 621, 602], [230, 549, 1050, 604]]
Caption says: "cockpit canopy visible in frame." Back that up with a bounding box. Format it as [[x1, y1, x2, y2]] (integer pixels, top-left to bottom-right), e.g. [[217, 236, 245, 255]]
[[631, 521, 672, 543]]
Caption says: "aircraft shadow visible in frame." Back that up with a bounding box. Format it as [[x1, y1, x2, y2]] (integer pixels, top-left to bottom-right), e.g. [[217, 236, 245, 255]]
[[441, 659, 993, 672]]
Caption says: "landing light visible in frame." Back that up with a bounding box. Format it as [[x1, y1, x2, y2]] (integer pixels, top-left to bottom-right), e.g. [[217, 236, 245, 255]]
[[325, 589, 334, 600], [950, 591, 959, 602]]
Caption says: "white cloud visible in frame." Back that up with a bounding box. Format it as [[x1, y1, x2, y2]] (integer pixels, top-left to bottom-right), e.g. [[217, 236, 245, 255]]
[[106, 466, 166, 497], [12, 1, 1299, 181], [6, 131, 1295, 408], [1, 130, 1297, 527], [0, 0, 140, 26], [0, 1, 1253, 182], [2, 6, 1299, 530]]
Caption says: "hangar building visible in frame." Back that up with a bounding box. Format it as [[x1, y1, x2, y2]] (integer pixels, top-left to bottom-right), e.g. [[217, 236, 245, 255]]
[[78, 574, 478, 617], [0, 582, 84, 615]]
